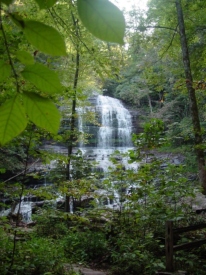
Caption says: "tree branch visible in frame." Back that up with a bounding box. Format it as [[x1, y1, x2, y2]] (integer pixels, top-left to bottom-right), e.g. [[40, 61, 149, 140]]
[[0, 7, 20, 93], [159, 24, 179, 59]]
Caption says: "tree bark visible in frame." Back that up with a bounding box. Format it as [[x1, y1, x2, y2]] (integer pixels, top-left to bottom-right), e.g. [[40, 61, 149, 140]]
[[175, 0, 206, 193], [66, 50, 80, 180], [147, 93, 153, 114], [65, 15, 80, 212]]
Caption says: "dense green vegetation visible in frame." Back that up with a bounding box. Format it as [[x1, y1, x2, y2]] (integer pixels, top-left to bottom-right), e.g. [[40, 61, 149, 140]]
[[1, 0, 206, 274]]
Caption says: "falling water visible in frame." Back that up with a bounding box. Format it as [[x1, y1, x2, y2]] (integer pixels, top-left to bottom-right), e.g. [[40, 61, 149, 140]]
[[78, 95, 135, 173], [96, 95, 133, 148], [14, 197, 32, 223]]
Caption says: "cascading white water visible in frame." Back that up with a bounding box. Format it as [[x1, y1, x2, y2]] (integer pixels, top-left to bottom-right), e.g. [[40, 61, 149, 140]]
[[92, 95, 134, 173], [78, 94, 136, 177], [96, 95, 133, 148], [14, 197, 32, 223]]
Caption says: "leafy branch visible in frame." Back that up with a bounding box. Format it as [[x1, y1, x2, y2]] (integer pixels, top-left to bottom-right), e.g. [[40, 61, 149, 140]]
[[0, 6, 19, 93], [0, 0, 126, 145]]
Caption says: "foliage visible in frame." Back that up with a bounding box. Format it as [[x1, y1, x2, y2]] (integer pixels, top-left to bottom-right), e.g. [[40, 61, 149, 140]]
[[70, 150, 95, 180], [33, 209, 109, 264], [64, 229, 108, 263], [166, 117, 194, 147], [34, 210, 68, 239], [0, 225, 66, 275], [105, 163, 202, 274], [0, 0, 125, 145], [129, 118, 167, 160], [0, 2, 64, 144], [77, 0, 125, 44], [1, 128, 206, 275]]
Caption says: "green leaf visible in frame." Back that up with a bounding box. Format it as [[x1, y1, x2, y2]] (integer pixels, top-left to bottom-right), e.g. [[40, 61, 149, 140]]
[[9, 13, 24, 29], [0, 96, 27, 145], [23, 92, 60, 134], [16, 50, 34, 65], [1, 0, 14, 5], [22, 63, 62, 94], [77, 0, 125, 44], [0, 60, 11, 82], [0, 168, 6, 174], [34, 0, 58, 9], [23, 20, 67, 56]]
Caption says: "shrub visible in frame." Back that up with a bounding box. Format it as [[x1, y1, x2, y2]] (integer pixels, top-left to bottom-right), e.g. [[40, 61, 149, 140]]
[[63, 230, 108, 264], [0, 229, 66, 275]]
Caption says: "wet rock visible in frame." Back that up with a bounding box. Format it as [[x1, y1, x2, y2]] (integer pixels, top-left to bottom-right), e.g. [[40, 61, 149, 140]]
[[64, 264, 108, 275], [27, 221, 36, 227], [35, 201, 44, 207]]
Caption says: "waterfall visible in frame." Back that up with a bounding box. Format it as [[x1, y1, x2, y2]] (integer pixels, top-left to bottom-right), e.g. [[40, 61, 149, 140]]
[[96, 95, 132, 148], [1, 95, 134, 219], [14, 197, 32, 223], [78, 95, 135, 174]]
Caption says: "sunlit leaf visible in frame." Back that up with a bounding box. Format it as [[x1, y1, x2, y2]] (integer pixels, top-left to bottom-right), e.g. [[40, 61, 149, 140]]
[[0, 60, 11, 82], [34, 0, 58, 9], [23, 20, 67, 56], [23, 92, 61, 134], [77, 0, 125, 44], [0, 96, 27, 145], [16, 50, 34, 65], [22, 63, 62, 94]]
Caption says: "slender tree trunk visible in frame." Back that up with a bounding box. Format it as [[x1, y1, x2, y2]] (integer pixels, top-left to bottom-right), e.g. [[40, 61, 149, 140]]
[[7, 127, 33, 274], [147, 93, 153, 115], [65, 15, 80, 212], [175, 0, 206, 193], [65, 51, 79, 212], [66, 51, 80, 180]]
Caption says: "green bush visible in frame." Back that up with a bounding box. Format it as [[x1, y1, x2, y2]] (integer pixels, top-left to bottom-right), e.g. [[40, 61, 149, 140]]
[[34, 210, 68, 239], [63, 230, 108, 263], [0, 229, 66, 275]]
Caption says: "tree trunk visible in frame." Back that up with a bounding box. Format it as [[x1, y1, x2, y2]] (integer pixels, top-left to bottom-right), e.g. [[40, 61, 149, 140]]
[[65, 15, 80, 212], [175, 0, 206, 193], [66, 50, 80, 180], [147, 93, 153, 114]]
